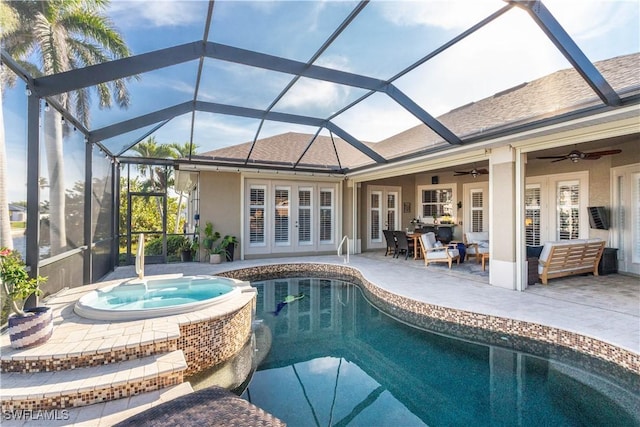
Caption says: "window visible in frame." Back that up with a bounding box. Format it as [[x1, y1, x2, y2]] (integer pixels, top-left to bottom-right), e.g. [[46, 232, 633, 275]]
[[386, 192, 398, 230], [470, 190, 484, 232], [249, 186, 265, 245], [319, 189, 334, 243], [274, 187, 290, 245], [298, 188, 312, 245], [370, 191, 382, 242], [525, 185, 541, 245], [421, 188, 453, 219], [557, 180, 579, 240]]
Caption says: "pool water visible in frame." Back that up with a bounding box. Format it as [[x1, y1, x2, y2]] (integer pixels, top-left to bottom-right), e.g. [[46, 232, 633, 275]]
[[86, 276, 234, 310], [242, 278, 639, 427]]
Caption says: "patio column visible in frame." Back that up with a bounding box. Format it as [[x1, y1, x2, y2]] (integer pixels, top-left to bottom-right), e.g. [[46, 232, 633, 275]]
[[488, 146, 519, 289]]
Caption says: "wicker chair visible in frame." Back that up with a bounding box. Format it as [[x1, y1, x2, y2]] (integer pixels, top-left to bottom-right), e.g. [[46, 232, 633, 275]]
[[392, 230, 414, 260], [383, 229, 397, 257]]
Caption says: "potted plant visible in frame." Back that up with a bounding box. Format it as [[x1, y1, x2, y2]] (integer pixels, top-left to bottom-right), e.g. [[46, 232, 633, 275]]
[[221, 235, 238, 262], [178, 237, 193, 262], [202, 221, 220, 251], [0, 248, 51, 349]]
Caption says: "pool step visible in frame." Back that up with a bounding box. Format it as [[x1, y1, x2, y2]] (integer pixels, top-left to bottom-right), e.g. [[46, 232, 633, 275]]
[[0, 383, 195, 427], [0, 350, 187, 412], [0, 319, 181, 374]]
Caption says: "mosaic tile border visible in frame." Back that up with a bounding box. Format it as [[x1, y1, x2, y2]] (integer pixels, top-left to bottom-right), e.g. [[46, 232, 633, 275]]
[[2, 372, 183, 412], [179, 300, 254, 377], [1, 340, 178, 374], [218, 263, 639, 375]]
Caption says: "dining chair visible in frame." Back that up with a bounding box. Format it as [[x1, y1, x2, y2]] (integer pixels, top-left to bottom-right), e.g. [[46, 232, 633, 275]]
[[393, 230, 414, 260], [382, 229, 397, 257]]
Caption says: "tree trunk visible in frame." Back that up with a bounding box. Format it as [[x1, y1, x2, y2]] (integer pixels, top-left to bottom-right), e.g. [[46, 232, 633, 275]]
[[44, 109, 66, 255], [0, 82, 13, 250], [174, 191, 184, 233]]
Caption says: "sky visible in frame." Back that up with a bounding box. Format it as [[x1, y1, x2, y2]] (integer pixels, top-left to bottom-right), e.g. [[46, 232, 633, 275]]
[[3, 0, 639, 202]]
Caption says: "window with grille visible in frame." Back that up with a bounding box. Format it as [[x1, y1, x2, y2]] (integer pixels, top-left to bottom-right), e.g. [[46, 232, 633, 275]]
[[421, 188, 453, 218], [249, 186, 265, 244], [274, 187, 290, 245], [557, 181, 579, 240], [470, 190, 484, 232], [525, 185, 541, 245], [370, 191, 381, 242], [298, 188, 312, 245], [320, 189, 334, 243], [386, 192, 397, 230]]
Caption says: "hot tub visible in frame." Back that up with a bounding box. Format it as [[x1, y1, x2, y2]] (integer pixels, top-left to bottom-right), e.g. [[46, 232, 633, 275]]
[[74, 275, 247, 321]]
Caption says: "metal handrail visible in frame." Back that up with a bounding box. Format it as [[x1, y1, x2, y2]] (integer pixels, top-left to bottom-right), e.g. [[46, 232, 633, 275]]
[[337, 235, 349, 264]]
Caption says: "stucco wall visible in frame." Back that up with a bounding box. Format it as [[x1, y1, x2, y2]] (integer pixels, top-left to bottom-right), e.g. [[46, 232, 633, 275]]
[[198, 171, 242, 260]]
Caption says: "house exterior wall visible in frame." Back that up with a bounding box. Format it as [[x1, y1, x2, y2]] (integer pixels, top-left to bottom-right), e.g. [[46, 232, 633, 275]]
[[198, 171, 242, 259]]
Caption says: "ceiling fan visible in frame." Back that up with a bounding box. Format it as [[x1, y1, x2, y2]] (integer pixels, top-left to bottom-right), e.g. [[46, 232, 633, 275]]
[[536, 149, 622, 163], [454, 167, 488, 178]]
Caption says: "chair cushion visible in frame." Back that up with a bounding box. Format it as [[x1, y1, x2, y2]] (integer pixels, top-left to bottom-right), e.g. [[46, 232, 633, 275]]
[[425, 249, 460, 260], [466, 232, 489, 244], [420, 232, 437, 249]]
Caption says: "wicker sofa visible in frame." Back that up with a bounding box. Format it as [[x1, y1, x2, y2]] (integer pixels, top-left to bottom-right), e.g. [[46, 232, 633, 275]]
[[537, 239, 605, 285]]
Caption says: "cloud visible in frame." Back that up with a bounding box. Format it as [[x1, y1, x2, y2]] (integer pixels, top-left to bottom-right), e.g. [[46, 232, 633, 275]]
[[108, 0, 204, 28], [379, 0, 500, 30]]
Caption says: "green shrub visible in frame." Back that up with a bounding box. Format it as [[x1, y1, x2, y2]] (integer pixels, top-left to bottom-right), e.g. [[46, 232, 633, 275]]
[[146, 235, 188, 256]]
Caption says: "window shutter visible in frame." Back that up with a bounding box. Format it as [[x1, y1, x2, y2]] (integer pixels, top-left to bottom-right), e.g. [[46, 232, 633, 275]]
[[249, 187, 265, 244], [525, 185, 541, 246], [298, 189, 311, 244], [320, 189, 333, 243]]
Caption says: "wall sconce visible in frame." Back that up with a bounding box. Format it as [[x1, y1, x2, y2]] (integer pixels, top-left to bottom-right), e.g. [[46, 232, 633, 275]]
[[25, 85, 31, 96], [457, 201, 462, 209], [44, 102, 50, 112]]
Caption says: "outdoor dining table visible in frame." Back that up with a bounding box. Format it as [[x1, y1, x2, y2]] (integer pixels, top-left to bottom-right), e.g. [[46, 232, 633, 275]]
[[406, 231, 423, 260]]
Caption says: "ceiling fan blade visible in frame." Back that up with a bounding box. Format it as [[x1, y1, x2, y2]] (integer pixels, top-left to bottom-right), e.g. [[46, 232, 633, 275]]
[[582, 154, 602, 160], [584, 149, 622, 157], [454, 171, 470, 176], [477, 169, 489, 174], [551, 158, 568, 163], [536, 155, 567, 160]]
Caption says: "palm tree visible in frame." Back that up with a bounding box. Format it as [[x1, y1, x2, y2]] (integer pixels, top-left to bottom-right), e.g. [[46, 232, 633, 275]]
[[170, 142, 198, 233], [130, 137, 175, 219], [3, 0, 133, 255], [0, 0, 20, 249]]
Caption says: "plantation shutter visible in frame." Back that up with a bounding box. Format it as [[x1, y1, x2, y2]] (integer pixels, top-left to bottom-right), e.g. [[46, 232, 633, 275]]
[[525, 185, 541, 246], [274, 187, 290, 245], [370, 191, 382, 242], [386, 192, 397, 230], [249, 186, 265, 244], [298, 188, 312, 245], [557, 181, 580, 240], [470, 190, 484, 232], [319, 189, 334, 243]]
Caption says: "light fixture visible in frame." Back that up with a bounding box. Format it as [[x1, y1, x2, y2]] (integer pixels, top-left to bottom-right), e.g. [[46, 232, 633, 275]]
[[61, 116, 65, 124], [25, 85, 31, 96], [471, 170, 479, 178], [44, 102, 50, 112]]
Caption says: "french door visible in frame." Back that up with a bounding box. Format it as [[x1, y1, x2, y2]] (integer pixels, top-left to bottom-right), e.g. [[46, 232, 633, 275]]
[[246, 180, 338, 256], [367, 186, 400, 250]]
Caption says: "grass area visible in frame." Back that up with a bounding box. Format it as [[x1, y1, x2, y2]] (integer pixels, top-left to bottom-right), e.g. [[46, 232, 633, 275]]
[[10, 221, 26, 230]]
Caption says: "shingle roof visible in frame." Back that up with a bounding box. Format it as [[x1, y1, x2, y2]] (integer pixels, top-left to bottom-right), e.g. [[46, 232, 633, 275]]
[[199, 53, 640, 170]]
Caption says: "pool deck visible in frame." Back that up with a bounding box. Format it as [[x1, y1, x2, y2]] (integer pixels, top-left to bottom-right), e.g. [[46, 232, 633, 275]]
[[1, 252, 638, 426]]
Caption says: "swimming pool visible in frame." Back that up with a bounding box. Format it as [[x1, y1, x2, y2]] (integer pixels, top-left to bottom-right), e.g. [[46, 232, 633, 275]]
[[241, 277, 639, 426]]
